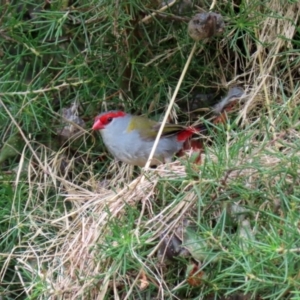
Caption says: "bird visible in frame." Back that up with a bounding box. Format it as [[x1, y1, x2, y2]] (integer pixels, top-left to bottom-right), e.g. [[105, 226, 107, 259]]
[[92, 87, 244, 167], [92, 111, 203, 167]]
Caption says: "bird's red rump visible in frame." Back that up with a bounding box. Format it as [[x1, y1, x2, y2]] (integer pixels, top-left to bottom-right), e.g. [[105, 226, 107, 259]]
[[176, 127, 198, 141]]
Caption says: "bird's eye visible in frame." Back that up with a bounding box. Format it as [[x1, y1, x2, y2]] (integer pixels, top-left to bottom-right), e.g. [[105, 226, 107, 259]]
[[107, 117, 112, 123]]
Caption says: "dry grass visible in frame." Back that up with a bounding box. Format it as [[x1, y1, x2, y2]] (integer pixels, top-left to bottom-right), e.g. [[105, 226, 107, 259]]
[[4, 128, 300, 298], [1, 0, 300, 299]]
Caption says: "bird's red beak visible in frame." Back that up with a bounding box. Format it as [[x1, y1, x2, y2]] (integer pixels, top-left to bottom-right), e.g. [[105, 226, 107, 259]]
[[92, 118, 104, 130]]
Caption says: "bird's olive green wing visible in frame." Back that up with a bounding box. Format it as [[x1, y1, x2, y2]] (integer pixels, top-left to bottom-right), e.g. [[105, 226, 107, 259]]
[[127, 115, 185, 140]]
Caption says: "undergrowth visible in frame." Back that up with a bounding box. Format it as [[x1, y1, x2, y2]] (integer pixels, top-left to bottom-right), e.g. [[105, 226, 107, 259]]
[[1, 0, 300, 299]]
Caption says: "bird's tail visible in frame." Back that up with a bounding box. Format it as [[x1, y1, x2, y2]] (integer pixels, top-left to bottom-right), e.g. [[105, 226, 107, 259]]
[[192, 86, 244, 132], [177, 87, 244, 163], [212, 86, 244, 114]]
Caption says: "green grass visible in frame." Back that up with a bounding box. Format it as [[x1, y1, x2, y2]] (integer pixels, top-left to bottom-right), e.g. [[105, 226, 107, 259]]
[[1, 0, 300, 299]]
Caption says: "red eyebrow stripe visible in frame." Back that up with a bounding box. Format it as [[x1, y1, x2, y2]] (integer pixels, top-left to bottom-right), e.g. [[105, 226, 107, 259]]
[[98, 111, 126, 124], [102, 111, 126, 119]]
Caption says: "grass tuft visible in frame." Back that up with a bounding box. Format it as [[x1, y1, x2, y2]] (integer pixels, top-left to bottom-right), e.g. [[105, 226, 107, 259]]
[[1, 0, 300, 299]]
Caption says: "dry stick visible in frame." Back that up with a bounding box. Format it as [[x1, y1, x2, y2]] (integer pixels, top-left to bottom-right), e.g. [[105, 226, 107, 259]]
[[139, 0, 177, 24], [133, 42, 197, 244], [143, 0, 217, 170], [0, 80, 89, 96], [209, 0, 217, 10], [143, 42, 197, 171]]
